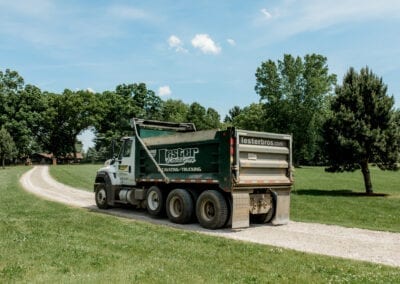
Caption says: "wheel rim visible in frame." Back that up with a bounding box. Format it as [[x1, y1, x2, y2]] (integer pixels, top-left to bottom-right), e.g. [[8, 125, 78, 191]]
[[147, 191, 159, 211], [97, 188, 106, 205], [202, 200, 215, 221], [169, 196, 182, 218]]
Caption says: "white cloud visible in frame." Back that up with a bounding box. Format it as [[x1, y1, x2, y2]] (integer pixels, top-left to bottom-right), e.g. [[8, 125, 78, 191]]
[[158, 85, 172, 97], [191, 34, 221, 55], [168, 35, 188, 53], [86, 87, 95, 93], [168, 35, 182, 47], [261, 8, 272, 19], [227, 38, 236, 46]]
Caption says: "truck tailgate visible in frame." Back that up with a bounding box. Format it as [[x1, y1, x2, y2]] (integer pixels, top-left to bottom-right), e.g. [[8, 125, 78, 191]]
[[235, 130, 292, 187]]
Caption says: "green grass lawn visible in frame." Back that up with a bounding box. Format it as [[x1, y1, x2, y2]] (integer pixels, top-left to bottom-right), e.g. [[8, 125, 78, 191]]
[[1, 166, 399, 282], [49, 163, 101, 191], [291, 166, 400, 232]]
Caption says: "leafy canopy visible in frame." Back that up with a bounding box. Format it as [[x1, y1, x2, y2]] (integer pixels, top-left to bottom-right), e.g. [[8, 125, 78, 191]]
[[323, 67, 399, 193], [254, 54, 336, 165]]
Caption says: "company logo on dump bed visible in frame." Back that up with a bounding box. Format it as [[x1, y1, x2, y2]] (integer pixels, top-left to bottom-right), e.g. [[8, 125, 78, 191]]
[[239, 136, 286, 147], [157, 147, 200, 166]]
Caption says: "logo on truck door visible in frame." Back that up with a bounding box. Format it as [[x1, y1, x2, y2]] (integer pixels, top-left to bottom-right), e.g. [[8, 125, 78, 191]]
[[156, 147, 200, 166]]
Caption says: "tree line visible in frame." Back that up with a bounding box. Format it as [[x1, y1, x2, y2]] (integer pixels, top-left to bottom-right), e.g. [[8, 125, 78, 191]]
[[1, 53, 399, 193], [0, 70, 221, 166]]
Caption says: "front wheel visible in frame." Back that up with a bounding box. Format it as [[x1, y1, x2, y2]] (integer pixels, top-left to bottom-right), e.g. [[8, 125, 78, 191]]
[[95, 183, 109, 209], [146, 186, 165, 217], [196, 190, 228, 230]]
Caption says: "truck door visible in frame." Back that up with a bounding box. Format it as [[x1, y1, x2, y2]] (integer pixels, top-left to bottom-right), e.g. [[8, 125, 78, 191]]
[[117, 137, 136, 185]]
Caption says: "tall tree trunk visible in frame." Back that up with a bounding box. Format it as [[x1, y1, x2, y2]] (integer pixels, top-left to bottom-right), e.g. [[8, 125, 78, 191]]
[[2, 157, 4, 169], [360, 160, 373, 194]]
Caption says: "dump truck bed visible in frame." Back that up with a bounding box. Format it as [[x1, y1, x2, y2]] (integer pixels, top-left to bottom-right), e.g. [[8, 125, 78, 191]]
[[136, 128, 292, 191]]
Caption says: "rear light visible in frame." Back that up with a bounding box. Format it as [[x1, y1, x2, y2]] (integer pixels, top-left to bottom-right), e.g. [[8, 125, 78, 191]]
[[230, 137, 235, 163]]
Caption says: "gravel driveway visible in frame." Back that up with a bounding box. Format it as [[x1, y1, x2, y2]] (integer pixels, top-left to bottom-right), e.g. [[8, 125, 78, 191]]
[[20, 166, 400, 267]]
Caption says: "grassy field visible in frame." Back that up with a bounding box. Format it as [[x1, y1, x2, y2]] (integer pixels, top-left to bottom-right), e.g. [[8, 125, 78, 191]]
[[291, 166, 400, 232], [1, 166, 399, 282], [51, 164, 400, 232], [50, 163, 101, 191]]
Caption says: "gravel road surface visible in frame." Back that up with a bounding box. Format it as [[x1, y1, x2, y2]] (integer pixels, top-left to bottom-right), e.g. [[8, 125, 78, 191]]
[[20, 166, 400, 267]]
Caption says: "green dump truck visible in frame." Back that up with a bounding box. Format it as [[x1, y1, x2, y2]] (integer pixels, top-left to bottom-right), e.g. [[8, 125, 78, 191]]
[[94, 118, 293, 229]]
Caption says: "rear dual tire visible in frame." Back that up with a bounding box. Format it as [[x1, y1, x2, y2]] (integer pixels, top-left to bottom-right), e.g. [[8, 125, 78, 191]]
[[196, 190, 228, 230], [166, 189, 194, 224], [250, 191, 276, 224]]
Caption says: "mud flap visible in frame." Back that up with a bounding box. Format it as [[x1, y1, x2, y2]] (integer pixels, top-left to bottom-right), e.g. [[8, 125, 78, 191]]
[[231, 191, 250, 229], [271, 188, 291, 225]]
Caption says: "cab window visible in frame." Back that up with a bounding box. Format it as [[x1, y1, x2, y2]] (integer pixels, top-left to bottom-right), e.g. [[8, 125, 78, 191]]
[[118, 139, 132, 159], [123, 140, 132, 157]]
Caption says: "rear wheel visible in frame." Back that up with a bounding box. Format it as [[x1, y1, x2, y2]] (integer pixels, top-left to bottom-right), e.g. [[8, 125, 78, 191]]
[[250, 208, 275, 223], [250, 192, 276, 224], [166, 189, 194, 224], [196, 190, 228, 229], [146, 186, 165, 217], [95, 183, 109, 209]]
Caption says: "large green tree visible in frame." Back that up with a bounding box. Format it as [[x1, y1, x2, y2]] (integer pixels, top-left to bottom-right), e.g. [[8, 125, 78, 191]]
[[323, 67, 400, 194], [95, 83, 163, 158], [161, 99, 189, 122], [38, 90, 100, 163], [224, 106, 242, 124], [115, 83, 163, 119], [231, 103, 266, 131], [38, 93, 73, 159], [61, 89, 101, 158], [0, 127, 16, 168], [186, 102, 221, 130], [0, 69, 45, 157], [255, 54, 336, 165]]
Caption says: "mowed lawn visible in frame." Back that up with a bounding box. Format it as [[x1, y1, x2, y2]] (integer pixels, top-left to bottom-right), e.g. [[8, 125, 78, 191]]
[[291, 166, 400, 232], [0, 166, 399, 282], [51, 164, 400, 232], [49, 163, 101, 191]]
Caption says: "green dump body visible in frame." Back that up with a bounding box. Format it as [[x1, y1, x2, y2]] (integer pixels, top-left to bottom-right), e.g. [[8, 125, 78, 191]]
[[136, 127, 293, 193]]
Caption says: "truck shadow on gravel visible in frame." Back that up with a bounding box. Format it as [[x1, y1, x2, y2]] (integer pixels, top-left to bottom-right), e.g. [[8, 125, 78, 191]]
[[83, 205, 263, 233], [83, 205, 225, 232], [292, 189, 388, 197]]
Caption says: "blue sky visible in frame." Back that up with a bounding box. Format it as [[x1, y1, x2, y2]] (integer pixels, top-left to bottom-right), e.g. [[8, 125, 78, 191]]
[[1, 0, 400, 149]]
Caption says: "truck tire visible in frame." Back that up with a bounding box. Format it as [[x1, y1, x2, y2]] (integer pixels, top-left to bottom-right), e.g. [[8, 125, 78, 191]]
[[166, 189, 194, 224], [250, 207, 275, 224], [250, 192, 276, 224], [95, 183, 109, 209], [196, 190, 228, 229], [146, 186, 165, 217]]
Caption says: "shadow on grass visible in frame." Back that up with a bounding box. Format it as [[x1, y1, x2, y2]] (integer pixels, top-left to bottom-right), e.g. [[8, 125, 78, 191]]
[[293, 189, 388, 197]]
